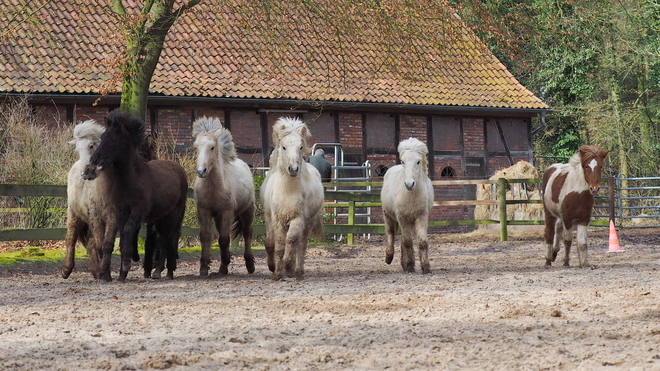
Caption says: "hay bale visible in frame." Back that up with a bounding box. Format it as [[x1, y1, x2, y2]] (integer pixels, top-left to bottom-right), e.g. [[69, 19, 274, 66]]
[[475, 161, 544, 224]]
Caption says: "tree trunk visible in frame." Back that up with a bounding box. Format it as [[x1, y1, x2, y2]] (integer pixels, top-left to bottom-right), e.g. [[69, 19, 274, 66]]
[[112, 0, 201, 122]]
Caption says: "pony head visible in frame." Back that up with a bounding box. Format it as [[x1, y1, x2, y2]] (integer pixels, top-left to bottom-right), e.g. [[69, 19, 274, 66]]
[[572, 145, 609, 193], [70, 119, 105, 162], [192, 116, 236, 178], [397, 137, 429, 191], [272, 117, 311, 177], [84, 110, 145, 180]]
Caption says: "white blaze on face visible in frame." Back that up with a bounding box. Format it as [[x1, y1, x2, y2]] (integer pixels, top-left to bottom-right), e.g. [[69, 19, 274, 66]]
[[588, 159, 597, 171]]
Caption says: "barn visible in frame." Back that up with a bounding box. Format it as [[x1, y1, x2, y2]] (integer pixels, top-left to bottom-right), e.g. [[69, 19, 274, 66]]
[[0, 0, 548, 222]]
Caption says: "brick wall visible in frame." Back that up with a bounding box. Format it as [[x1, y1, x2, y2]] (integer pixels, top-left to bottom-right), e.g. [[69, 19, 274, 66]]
[[462, 118, 484, 152], [157, 109, 193, 151], [338, 112, 363, 149], [434, 156, 463, 179], [399, 115, 427, 142]]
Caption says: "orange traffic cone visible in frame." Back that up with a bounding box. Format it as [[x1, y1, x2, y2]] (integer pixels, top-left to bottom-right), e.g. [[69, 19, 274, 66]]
[[608, 220, 625, 253]]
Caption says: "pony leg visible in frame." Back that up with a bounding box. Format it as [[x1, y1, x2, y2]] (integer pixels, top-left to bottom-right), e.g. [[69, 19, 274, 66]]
[[215, 215, 232, 275], [550, 220, 563, 266], [119, 214, 144, 282], [144, 224, 158, 278], [243, 221, 254, 273], [272, 223, 287, 281], [265, 230, 275, 272], [415, 217, 431, 274], [62, 212, 84, 279], [241, 211, 256, 274], [543, 211, 557, 267], [400, 226, 415, 273], [164, 205, 185, 280], [286, 218, 306, 280], [99, 224, 118, 283], [562, 225, 574, 267], [384, 214, 398, 265], [576, 224, 589, 267], [198, 208, 213, 277]]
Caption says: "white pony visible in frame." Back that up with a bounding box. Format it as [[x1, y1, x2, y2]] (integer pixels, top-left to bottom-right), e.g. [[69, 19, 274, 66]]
[[63, 119, 106, 279], [380, 137, 434, 273], [261, 117, 324, 280], [193, 116, 256, 277]]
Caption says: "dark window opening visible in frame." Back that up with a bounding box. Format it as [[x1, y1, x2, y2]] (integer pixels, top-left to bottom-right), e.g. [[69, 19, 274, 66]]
[[441, 166, 456, 178]]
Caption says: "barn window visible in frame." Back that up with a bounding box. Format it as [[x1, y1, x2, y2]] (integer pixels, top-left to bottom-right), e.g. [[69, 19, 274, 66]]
[[441, 166, 455, 178]]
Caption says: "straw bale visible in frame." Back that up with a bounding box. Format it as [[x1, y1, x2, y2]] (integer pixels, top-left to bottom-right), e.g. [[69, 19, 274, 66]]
[[475, 161, 544, 224]]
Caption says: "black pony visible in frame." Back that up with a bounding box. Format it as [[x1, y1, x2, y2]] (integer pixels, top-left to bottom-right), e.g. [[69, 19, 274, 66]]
[[84, 110, 188, 282]]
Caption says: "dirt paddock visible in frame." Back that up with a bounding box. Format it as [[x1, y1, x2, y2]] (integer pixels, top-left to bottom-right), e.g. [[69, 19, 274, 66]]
[[1, 228, 660, 370]]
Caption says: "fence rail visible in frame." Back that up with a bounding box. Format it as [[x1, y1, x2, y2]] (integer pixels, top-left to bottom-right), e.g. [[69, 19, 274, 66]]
[[1, 177, 626, 244]]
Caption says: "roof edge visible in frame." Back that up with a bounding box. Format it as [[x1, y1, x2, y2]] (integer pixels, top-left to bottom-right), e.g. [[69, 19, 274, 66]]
[[4, 93, 551, 117]]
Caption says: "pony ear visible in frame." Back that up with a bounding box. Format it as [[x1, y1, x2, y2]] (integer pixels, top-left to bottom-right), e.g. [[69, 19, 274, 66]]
[[299, 125, 311, 139]]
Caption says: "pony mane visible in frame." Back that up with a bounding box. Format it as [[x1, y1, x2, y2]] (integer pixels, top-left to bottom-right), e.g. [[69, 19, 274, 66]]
[[216, 127, 237, 162], [569, 145, 609, 167], [192, 116, 223, 137], [398, 137, 429, 175], [70, 119, 104, 144], [106, 110, 145, 149], [272, 117, 312, 148], [192, 116, 236, 162], [270, 117, 312, 167]]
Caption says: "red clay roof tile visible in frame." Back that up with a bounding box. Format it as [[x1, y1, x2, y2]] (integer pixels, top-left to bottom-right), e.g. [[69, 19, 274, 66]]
[[1, 0, 547, 110]]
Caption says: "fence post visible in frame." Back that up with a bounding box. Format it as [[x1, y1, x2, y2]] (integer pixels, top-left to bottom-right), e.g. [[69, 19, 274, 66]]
[[348, 200, 355, 244], [498, 178, 508, 241], [608, 175, 615, 227]]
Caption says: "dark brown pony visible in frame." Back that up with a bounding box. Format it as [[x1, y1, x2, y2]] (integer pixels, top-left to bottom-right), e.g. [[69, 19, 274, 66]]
[[83, 110, 188, 282], [542, 145, 609, 268]]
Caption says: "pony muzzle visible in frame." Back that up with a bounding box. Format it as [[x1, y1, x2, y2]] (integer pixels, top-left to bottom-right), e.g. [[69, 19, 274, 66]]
[[287, 165, 299, 177], [82, 165, 98, 180], [590, 185, 600, 193], [405, 179, 416, 191], [196, 168, 208, 178]]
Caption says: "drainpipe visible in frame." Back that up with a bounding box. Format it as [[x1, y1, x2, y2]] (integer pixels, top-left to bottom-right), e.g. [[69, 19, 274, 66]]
[[531, 110, 548, 136]]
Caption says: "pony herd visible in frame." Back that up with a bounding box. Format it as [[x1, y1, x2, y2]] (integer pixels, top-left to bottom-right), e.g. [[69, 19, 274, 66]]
[[61, 110, 610, 283]]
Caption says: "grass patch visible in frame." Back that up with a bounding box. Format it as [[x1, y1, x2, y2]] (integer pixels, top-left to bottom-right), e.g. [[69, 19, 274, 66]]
[[0, 246, 68, 265], [0, 241, 267, 267]]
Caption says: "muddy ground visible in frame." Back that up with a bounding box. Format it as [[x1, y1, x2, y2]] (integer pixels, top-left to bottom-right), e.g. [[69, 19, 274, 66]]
[[1, 228, 660, 370]]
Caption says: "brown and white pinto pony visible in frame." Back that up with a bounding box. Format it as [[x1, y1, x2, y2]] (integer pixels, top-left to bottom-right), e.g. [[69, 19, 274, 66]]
[[542, 145, 609, 268]]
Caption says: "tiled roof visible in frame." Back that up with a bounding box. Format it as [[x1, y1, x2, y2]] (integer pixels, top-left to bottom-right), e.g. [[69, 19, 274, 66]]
[[0, 0, 548, 110]]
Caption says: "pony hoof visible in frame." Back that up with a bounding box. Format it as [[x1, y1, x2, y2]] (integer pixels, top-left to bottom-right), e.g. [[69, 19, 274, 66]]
[[246, 260, 255, 274], [219, 265, 229, 275], [422, 266, 431, 274], [166, 271, 174, 280], [99, 273, 112, 283], [62, 269, 72, 279], [385, 255, 393, 265], [118, 270, 128, 282], [151, 270, 162, 279], [132, 253, 140, 262], [403, 266, 415, 273], [199, 268, 209, 278]]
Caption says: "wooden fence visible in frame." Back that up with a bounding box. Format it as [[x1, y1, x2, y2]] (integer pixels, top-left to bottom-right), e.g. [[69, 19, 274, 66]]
[[0, 179, 593, 243]]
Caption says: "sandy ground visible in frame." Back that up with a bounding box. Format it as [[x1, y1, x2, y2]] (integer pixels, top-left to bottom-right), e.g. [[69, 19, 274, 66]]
[[1, 228, 660, 370]]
